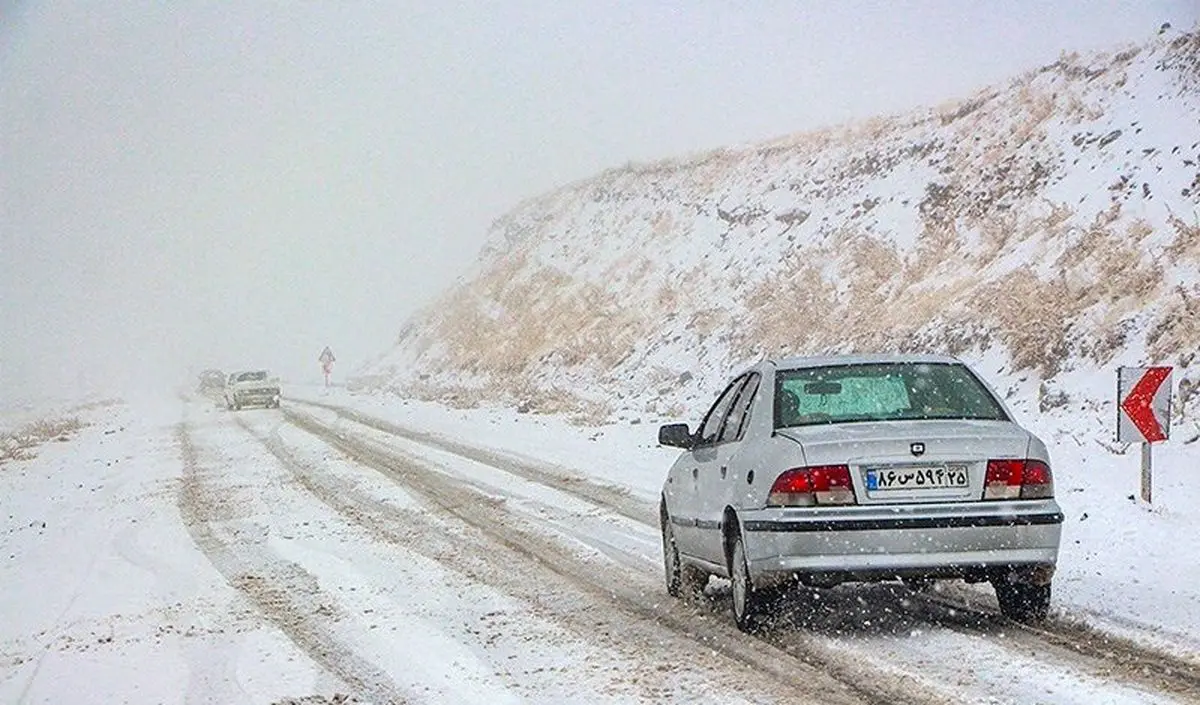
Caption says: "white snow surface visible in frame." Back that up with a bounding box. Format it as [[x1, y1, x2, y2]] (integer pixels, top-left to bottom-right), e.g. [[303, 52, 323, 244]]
[[1, 400, 327, 705], [2, 384, 1198, 704], [289, 382, 1200, 663], [3, 397, 793, 705]]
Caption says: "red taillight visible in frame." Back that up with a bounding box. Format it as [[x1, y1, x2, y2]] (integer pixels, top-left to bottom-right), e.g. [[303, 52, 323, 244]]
[[1019, 459, 1054, 498], [984, 460, 1022, 486], [985, 459, 1053, 500], [768, 465, 855, 506], [770, 468, 815, 495], [809, 465, 852, 492]]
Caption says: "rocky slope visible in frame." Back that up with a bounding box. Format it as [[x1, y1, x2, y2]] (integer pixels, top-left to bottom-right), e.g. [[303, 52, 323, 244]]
[[367, 26, 1200, 426]]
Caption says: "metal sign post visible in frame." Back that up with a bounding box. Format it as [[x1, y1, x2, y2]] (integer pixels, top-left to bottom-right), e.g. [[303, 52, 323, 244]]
[[1141, 442, 1153, 504], [1117, 366, 1172, 504]]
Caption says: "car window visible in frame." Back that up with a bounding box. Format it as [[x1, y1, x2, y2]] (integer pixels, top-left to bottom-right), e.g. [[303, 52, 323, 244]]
[[774, 362, 1009, 428], [236, 371, 268, 382], [720, 373, 760, 443], [697, 375, 747, 446]]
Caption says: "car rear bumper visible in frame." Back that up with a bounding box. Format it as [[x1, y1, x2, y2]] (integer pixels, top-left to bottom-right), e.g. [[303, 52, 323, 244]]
[[234, 389, 281, 405], [739, 499, 1062, 583]]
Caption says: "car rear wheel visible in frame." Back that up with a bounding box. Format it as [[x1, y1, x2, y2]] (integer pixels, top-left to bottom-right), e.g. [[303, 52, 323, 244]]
[[993, 578, 1051, 622], [661, 511, 705, 598], [730, 533, 766, 632]]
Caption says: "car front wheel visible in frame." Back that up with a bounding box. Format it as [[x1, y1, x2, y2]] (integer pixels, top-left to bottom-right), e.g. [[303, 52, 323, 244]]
[[993, 577, 1051, 622]]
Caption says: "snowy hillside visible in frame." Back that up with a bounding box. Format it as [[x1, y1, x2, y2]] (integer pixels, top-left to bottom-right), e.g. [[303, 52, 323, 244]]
[[370, 27, 1200, 425]]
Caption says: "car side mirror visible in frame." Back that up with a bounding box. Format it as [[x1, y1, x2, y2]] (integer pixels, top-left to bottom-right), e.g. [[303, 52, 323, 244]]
[[658, 423, 694, 448]]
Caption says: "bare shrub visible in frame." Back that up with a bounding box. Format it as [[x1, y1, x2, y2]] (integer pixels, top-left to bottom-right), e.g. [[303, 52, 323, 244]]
[[1, 416, 86, 467], [1160, 28, 1200, 92], [1010, 82, 1058, 146], [971, 276, 1073, 376], [1164, 212, 1200, 259], [1146, 285, 1200, 362], [742, 260, 836, 356]]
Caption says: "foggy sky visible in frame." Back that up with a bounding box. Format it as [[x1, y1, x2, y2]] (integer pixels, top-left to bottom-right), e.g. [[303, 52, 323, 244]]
[[2, 1, 1198, 406]]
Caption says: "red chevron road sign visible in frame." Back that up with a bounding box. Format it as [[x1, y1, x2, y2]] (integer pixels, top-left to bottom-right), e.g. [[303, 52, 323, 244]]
[[1117, 367, 1172, 444]]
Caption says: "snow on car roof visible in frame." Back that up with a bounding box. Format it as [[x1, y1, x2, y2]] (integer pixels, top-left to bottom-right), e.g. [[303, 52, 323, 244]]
[[768, 353, 962, 369]]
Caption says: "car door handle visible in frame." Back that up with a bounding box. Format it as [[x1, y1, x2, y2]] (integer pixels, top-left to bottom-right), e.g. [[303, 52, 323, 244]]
[[691, 467, 698, 479], [720, 465, 727, 479]]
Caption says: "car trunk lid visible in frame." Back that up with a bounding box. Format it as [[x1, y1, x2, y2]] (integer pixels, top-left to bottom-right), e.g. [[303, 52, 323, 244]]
[[776, 419, 1031, 504]]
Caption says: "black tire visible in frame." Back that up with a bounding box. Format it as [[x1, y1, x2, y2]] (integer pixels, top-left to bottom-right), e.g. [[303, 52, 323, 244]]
[[730, 532, 766, 632], [993, 578, 1051, 622], [902, 577, 935, 592], [661, 509, 706, 598]]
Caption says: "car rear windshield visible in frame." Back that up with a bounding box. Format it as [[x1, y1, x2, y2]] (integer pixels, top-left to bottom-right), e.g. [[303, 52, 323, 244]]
[[237, 371, 268, 382], [774, 362, 1008, 428]]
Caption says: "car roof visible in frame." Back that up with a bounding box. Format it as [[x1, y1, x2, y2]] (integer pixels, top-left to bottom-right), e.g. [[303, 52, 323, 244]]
[[768, 353, 962, 369]]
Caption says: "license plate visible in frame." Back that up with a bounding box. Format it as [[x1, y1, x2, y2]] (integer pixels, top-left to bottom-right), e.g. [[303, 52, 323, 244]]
[[865, 465, 969, 491]]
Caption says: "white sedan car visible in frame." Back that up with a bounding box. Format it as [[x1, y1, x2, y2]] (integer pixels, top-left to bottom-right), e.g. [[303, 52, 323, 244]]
[[223, 370, 281, 410], [658, 354, 1063, 630]]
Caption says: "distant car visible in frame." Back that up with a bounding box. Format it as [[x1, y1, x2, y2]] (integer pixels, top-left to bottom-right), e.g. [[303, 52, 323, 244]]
[[197, 369, 226, 395], [224, 370, 281, 410], [657, 354, 1063, 630]]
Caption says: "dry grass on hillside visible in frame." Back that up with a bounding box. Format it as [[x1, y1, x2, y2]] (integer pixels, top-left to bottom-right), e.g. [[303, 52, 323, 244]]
[[739, 198, 1191, 379], [1162, 30, 1200, 92], [403, 372, 611, 423], [405, 190, 1200, 415], [412, 243, 657, 418], [1147, 284, 1200, 363], [388, 28, 1200, 417], [1165, 213, 1200, 259], [1, 416, 86, 466]]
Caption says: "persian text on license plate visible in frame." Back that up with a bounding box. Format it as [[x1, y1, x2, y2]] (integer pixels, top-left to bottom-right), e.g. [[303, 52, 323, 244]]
[[865, 465, 969, 491]]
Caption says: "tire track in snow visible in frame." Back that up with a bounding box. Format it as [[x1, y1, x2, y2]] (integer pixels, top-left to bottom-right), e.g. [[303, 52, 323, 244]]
[[289, 398, 1200, 702], [914, 588, 1200, 698], [175, 421, 411, 705], [235, 416, 842, 705], [291, 399, 655, 525], [276, 406, 960, 705]]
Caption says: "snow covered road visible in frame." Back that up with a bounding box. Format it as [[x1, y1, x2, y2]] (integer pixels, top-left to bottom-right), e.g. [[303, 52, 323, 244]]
[[279, 399, 1200, 704], [2, 395, 1198, 704]]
